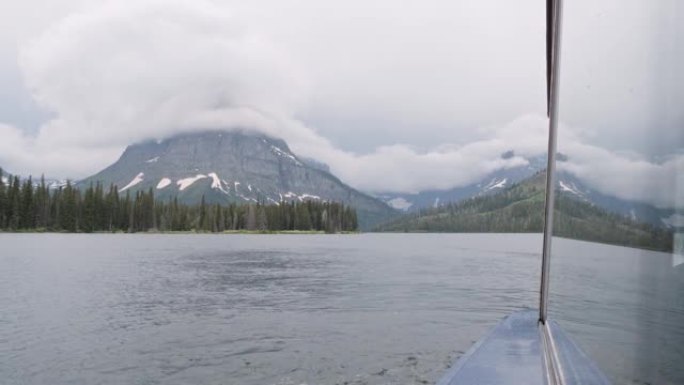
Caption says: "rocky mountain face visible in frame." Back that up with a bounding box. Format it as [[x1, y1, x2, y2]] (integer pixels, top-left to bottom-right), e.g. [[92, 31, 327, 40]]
[[77, 130, 396, 229]]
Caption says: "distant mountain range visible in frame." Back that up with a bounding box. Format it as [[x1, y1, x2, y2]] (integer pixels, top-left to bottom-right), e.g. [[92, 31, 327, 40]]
[[377, 151, 679, 229], [376, 171, 674, 252], [0, 168, 66, 190], [2, 133, 679, 232], [376, 152, 546, 212], [76, 130, 395, 230], [551, 170, 679, 228]]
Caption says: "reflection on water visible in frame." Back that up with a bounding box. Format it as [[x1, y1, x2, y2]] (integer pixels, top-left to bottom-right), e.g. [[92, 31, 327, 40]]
[[552, 3, 684, 382], [0, 233, 682, 384], [550, 238, 684, 385]]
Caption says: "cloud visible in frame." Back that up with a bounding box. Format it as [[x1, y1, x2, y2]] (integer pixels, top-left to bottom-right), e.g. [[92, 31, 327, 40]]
[[557, 140, 684, 209], [0, 0, 681, 211], [0, 122, 121, 176], [284, 113, 683, 211], [19, 0, 307, 147], [1, 0, 308, 176], [306, 115, 545, 194], [0, 0, 551, 191]]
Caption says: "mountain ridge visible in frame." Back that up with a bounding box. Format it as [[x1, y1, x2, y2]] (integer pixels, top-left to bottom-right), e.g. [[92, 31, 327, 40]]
[[376, 171, 674, 252], [376, 152, 546, 211], [376, 152, 678, 229]]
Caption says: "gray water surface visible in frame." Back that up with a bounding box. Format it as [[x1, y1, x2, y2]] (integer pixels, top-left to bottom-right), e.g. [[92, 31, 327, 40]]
[[0, 233, 681, 384]]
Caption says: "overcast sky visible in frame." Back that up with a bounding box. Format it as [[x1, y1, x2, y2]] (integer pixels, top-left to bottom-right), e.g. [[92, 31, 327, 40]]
[[0, 0, 681, 208]]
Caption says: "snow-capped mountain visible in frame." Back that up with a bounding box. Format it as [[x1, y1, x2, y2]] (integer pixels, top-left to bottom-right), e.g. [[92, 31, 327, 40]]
[[377, 151, 679, 228], [555, 171, 679, 228], [0, 167, 67, 190], [377, 151, 546, 212], [77, 130, 395, 229]]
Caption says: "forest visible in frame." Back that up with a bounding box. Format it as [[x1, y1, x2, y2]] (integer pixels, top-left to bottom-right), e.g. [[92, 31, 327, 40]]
[[376, 172, 674, 252], [0, 170, 358, 233]]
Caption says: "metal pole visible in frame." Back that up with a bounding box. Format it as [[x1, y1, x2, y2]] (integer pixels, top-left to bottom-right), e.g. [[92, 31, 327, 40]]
[[539, 0, 563, 324]]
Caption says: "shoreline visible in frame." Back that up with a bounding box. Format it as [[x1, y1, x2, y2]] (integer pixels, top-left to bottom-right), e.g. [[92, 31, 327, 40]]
[[0, 229, 359, 235]]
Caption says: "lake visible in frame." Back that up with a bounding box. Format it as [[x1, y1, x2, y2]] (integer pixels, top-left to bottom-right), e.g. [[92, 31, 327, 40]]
[[0, 233, 681, 384]]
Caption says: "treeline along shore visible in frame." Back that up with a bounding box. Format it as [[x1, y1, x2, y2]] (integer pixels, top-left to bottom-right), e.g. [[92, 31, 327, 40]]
[[0, 170, 358, 233]]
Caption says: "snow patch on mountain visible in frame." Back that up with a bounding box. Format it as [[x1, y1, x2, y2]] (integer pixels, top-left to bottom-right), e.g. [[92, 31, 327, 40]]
[[484, 178, 507, 191], [558, 180, 585, 198], [121, 172, 144, 192], [177, 174, 207, 191], [207, 173, 220, 188], [282, 191, 298, 200], [629, 209, 638, 221], [270, 145, 302, 165], [387, 197, 413, 211], [276, 191, 321, 202], [145, 156, 159, 163], [47, 180, 68, 189], [208, 172, 229, 194], [238, 194, 257, 202], [0, 172, 68, 190], [267, 197, 280, 205], [156, 178, 171, 189]]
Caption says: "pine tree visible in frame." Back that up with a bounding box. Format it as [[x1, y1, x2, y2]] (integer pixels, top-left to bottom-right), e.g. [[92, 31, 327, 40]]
[[34, 175, 49, 229], [0, 168, 6, 229], [245, 204, 257, 230], [294, 202, 312, 230], [8, 176, 21, 230], [60, 181, 78, 232], [257, 204, 268, 231], [198, 195, 207, 231], [82, 183, 96, 232]]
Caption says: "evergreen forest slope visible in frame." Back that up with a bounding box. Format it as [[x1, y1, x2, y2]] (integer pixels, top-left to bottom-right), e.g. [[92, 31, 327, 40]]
[[376, 172, 673, 252]]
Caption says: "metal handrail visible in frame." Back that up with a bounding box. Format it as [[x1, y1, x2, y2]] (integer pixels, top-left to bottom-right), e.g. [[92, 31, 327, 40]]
[[539, 0, 563, 324]]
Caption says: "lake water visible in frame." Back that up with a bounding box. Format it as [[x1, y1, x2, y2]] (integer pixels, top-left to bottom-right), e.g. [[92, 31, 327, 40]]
[[0, 233, 681, 385]]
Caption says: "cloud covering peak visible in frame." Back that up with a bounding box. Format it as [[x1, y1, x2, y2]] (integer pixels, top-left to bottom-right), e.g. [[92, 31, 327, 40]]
[[19, 0, 307, 147]]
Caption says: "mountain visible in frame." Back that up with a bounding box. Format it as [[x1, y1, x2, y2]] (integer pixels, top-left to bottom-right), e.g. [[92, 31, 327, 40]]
[[300, 157, 331, 173], [553, 171, 677, 228], [78, 130, 396, 229], [0, 167, 67, 190], [377, 151, 678, 229], [376, 171, 673, 252], [376, 151, 546, 211]]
